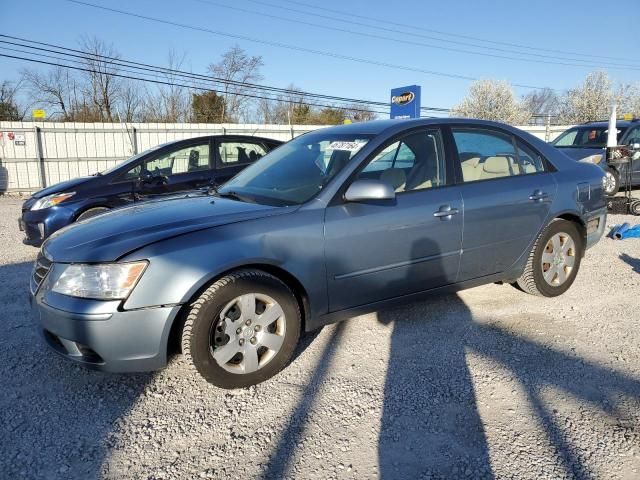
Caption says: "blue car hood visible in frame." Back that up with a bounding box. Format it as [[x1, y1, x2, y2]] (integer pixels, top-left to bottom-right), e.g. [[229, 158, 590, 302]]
[[32, 176, 94, 198], [555, 147, 604, 161], [43, 196, 294, 262]]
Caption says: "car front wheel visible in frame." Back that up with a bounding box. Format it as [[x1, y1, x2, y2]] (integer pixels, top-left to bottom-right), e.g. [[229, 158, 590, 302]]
[[603, 168, 620, 196], [181, 270, 301, 389], [514, 219, 584, 297]]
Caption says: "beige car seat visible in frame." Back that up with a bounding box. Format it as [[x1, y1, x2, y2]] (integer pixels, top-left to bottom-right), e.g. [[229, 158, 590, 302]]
[[479, 156, 513, 179]]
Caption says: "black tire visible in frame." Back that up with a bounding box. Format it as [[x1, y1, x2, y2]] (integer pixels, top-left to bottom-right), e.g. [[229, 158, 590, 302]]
[[76, 207, 110, 222], [514, 219, 584, 297], [630, 200, 640, 216], [181, 269, 301, 389], [604, 168, 620, 196]]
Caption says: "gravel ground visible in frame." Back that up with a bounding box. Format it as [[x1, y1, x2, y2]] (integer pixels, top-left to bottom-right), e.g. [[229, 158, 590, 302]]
[[1, 195, 639, 480]]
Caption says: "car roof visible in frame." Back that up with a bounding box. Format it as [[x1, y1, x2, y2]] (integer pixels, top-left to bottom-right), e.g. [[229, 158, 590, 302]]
[[309, 117, 528, 136], [159, 134, 283, 146], [576, 120, 637, 128]]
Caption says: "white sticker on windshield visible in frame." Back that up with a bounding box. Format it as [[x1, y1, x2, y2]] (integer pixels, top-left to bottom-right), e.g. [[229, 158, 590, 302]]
[[327, 141, 366, 153]]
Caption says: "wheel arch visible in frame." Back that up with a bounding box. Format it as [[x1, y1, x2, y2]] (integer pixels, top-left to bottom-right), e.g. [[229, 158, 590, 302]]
[[73, 204, 111, 222], [167, 263, 311, 357]]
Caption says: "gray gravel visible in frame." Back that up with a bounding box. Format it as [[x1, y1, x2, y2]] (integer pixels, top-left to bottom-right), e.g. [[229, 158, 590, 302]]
[[1, 195, 639, 479]]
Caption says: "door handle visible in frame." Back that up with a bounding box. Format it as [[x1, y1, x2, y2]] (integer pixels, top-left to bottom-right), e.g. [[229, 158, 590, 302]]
[[433, 205, 459, 219], [529, 190, 548, 202]]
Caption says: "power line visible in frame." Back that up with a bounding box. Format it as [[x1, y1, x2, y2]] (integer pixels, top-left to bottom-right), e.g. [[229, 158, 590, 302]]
[[0, 36, 402, 111], [63, 0, 550, 90], [203, 0, 640, 70], [280, 0, 636, 64], [3, 44, 391, 114], [0, 53, 393, 115], [0, 34, 453, 117]]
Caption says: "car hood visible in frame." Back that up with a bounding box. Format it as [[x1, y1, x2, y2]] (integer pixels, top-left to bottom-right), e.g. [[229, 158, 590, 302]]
[[555, 147, 604, 162], [32, 176, 94, 198], [43, 196, 295, 263]]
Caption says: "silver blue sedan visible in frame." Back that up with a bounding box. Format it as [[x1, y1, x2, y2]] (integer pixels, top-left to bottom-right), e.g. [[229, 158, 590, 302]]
[[31, 119, 607, 388]]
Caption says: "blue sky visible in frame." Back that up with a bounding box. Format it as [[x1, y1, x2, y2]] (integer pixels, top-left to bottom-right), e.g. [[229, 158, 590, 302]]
[[1, 0, 639, 112]]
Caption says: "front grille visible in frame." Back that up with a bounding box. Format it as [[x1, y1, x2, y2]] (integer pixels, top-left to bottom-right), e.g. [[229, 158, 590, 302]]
[[31, 252, 52, 293]]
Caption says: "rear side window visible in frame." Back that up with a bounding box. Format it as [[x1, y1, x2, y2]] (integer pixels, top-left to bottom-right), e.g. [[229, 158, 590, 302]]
[[452, 129, 544, 182], [218, 142, 268, 166], [516, 141, 546, 174]]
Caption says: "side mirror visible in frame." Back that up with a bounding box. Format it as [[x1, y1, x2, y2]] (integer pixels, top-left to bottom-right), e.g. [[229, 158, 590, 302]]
[[344, 179, 395, 202]]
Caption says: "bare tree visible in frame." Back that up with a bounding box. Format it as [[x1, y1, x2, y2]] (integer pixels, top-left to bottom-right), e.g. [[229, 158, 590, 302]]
[[558, 71, 612, 124], [141, 50, 190, 122], [0, 80, 26, 120], [344, 103, 377, 122], [21, 66, 80, 120], [523, 87, 559, 117], [452, 79, 531, 124], [79, 36, 122, 122], [209, 46, 263, 122], [119, 81, 141, 122]]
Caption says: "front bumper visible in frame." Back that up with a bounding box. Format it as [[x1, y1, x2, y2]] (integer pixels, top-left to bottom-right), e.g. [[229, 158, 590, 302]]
[[31, 286, 182, 372], [20, 204, 77, 247]]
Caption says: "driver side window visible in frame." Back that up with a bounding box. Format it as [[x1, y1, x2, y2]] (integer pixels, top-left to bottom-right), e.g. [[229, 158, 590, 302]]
[[122, 143, 210, 180], [357, 129, 446, 192]]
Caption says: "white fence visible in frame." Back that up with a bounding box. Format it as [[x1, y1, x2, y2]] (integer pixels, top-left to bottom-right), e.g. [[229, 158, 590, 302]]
[[0, 121, 572, 193]]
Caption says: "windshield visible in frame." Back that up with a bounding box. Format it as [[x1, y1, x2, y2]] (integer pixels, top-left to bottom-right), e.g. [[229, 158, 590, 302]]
[[99, 143, 166, 175], [552, 126, 628, 148], [219, 132, 372, 206]]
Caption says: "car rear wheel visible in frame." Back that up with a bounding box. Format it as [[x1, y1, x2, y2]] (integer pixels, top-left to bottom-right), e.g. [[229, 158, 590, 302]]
[[181, 270, 301, 389], [603, 168, 619, 196], [76, 207, 110, 222], [514, 219, 584, 297]]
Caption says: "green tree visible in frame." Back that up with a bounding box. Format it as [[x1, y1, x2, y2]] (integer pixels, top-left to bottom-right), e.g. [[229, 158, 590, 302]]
[[191, 91, 226, 123], [312, 107, 346, 125]]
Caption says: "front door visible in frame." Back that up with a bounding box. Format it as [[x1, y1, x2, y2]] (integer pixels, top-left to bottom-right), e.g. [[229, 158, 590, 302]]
[[135, 140, 213, 199], [324, 128, 463, 312], [451, 127, 557, 281]]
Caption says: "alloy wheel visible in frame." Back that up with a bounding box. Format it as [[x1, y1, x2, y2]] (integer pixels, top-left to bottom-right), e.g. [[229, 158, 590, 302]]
[[540, 232, 576, 286], [210, 293, 286, 374]]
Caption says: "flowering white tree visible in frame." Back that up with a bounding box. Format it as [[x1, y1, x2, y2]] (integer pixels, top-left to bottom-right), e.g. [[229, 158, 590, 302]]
[[452, 79, 531, 124], [558, 71, 613, 123]]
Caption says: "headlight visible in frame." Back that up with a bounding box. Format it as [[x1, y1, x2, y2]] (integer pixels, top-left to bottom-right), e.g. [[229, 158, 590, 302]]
[[49, 261, 148, 299], [31, 192, 76, 210]]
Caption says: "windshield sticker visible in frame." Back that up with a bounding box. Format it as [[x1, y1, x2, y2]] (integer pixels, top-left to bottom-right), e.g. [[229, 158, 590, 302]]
[[327, 141, 366, 153]]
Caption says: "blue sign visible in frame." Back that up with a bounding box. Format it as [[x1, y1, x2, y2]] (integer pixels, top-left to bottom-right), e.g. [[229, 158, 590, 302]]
[[390, 85, 421, 119]]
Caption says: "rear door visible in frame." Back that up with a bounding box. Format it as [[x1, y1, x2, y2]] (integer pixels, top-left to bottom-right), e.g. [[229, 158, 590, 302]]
[[215, 139, 270, 184], [451, 127, 557, 281], [324, 128, 463, 312]]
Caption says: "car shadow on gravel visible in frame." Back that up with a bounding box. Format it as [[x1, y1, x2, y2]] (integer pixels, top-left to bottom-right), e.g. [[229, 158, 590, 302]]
[[619, 253, 640, 274], [377, 293, 640, 479], [0, 260, 154, 480]]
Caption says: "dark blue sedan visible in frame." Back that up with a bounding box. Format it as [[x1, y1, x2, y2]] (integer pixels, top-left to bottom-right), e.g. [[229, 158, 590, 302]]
[[31, 119, 607, 388], [19, 135, 282, 246]]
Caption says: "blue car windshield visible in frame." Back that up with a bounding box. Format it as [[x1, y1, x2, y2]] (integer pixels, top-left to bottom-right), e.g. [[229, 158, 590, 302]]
[[552, 126, 628, 148], [219, 132, 372, 206]]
